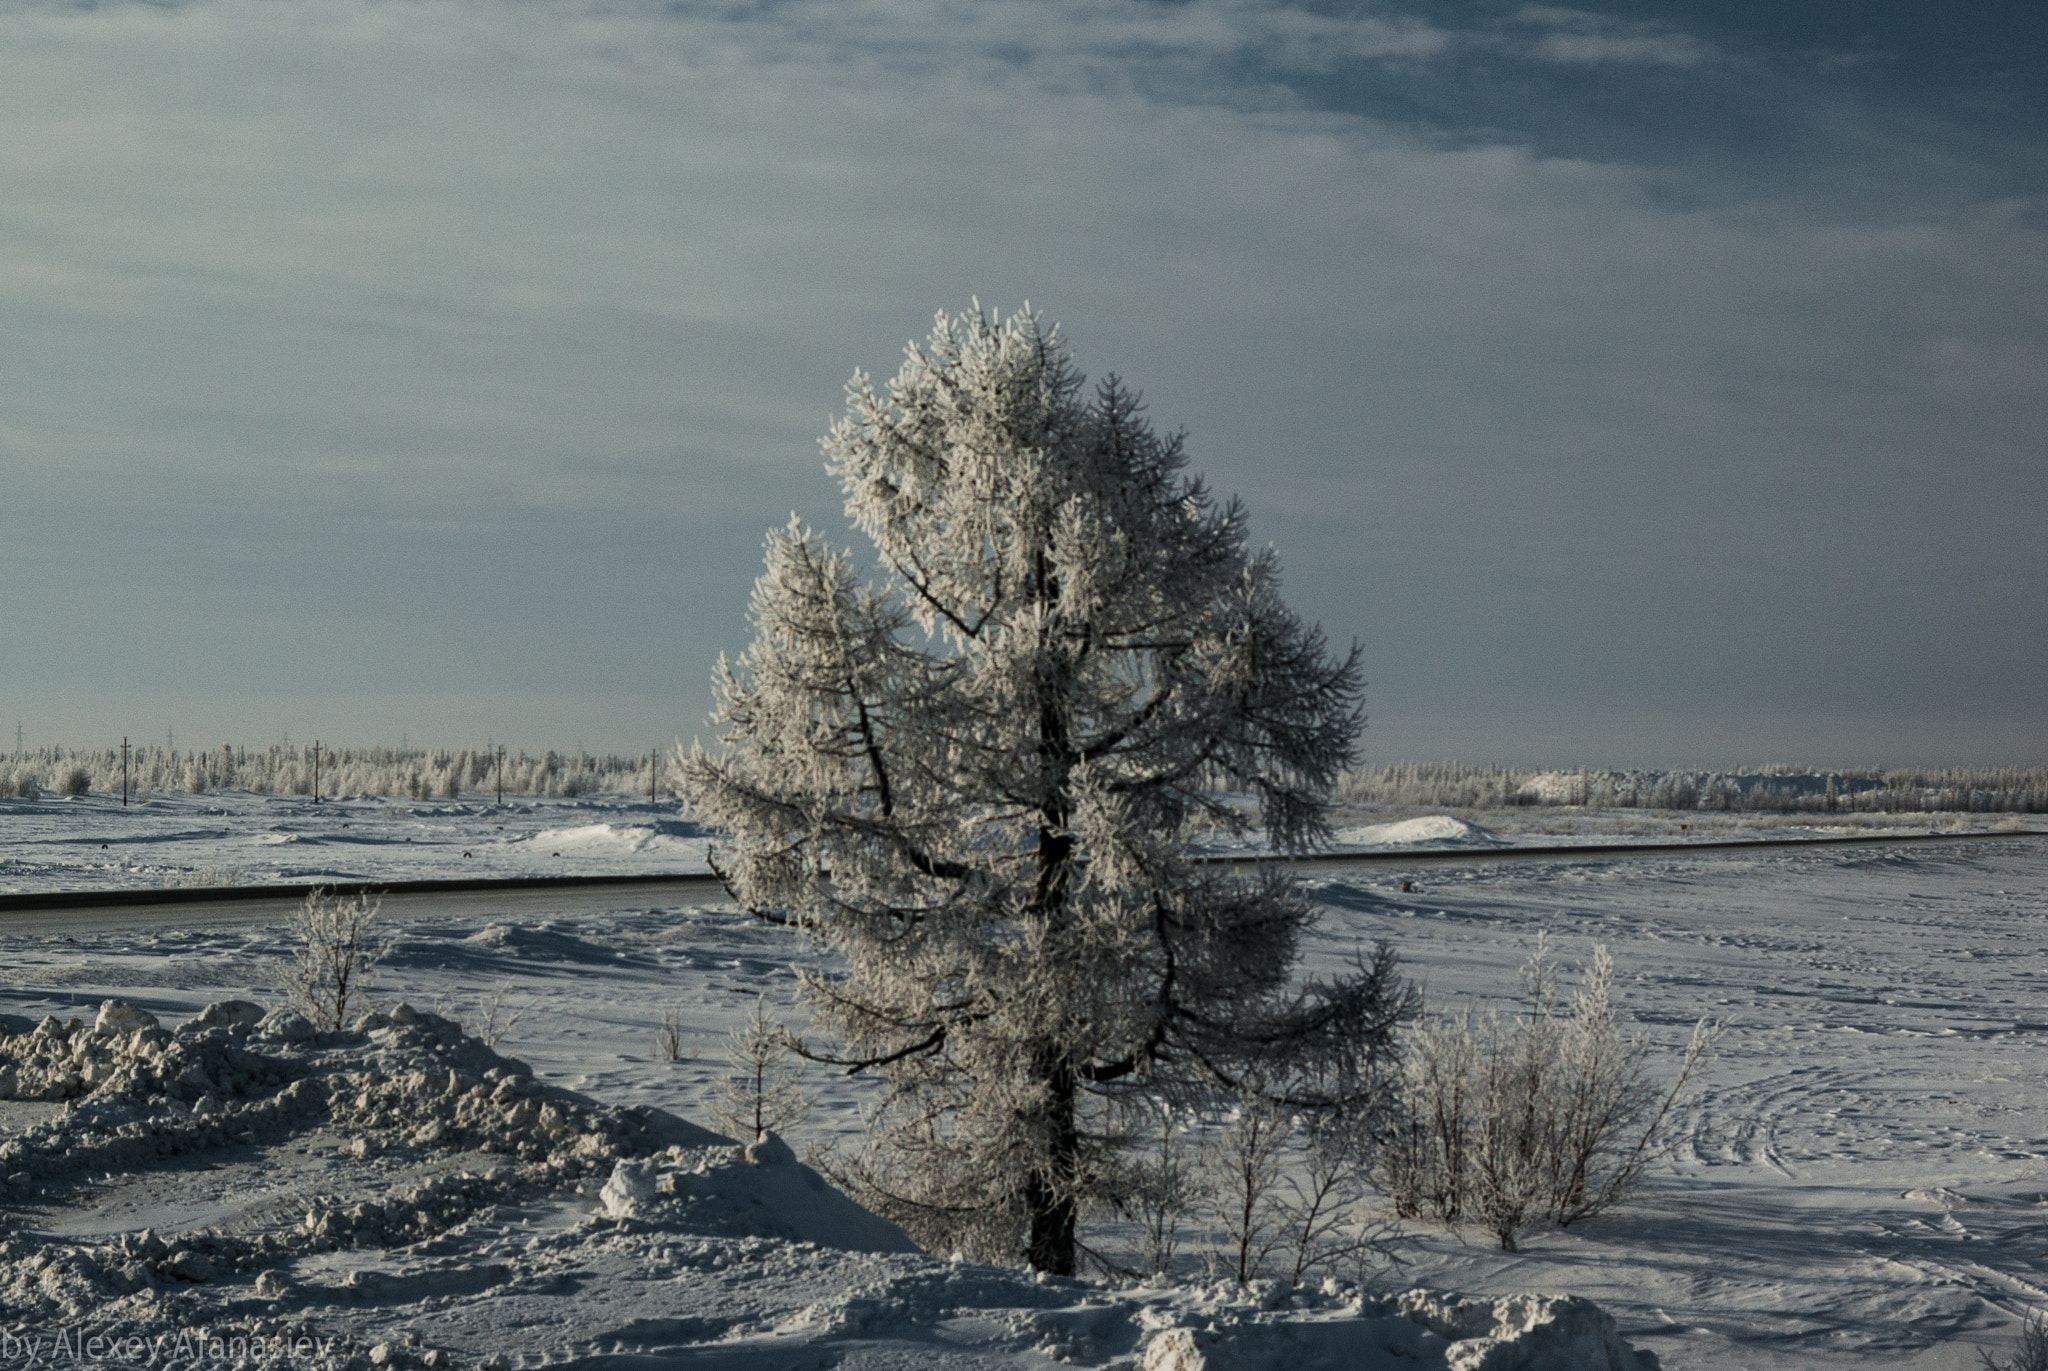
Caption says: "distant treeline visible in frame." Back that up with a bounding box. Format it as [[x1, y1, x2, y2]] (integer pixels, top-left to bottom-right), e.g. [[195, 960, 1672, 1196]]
[[0, 744, 661, 801], [1337, 762, 2048, 815], [4, 747, 2043, 814]]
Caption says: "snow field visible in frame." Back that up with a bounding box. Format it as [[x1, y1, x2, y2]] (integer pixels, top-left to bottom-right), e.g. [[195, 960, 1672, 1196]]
[[0, 793, 713, 895], [4, 790, 2034, 897], [1288, 837, 2048, 1369], [0, 963, 1654, 1369], [3, 807, 2047, 1367]]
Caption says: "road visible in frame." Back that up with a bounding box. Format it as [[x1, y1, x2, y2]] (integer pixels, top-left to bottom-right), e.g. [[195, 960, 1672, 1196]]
[[0, 828, 2040, 933]]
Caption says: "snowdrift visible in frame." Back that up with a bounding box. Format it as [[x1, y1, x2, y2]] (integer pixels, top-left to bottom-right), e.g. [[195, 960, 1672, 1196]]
[[1331, 816, 1510, 849], [519, 820, 705, 859]]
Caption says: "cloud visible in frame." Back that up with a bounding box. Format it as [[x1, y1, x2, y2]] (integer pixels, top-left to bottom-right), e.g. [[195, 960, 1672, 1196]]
[[1511, 5, 1716, 68]]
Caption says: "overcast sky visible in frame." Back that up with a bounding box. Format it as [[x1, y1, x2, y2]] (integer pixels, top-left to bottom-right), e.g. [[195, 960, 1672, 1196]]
[[2, 0, 2042, 767]]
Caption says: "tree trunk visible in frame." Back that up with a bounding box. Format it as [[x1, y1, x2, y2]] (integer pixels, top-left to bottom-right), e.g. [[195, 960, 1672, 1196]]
[[1023, 806, 1080, 1274], [1024, 1061, 1080, 1275]]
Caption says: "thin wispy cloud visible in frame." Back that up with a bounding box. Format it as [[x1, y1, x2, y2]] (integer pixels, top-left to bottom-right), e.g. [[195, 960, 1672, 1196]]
[[1510, 6, 1716, 68]]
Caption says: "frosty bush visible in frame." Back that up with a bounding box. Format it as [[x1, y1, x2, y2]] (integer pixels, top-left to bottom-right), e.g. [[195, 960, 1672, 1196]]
[[1188, 1065, 1395, 1285], [1203, 1079, 1291, 1283], [685, 305, 1407, 1275], [1379, 939, 1714, 1251], [1115, 1099, 1208, 1278], [280, 888, 391, 1030]]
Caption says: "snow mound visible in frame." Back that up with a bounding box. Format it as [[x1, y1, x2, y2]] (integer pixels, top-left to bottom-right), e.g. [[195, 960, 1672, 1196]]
[[595, 1133, 920, 1253], [1332, 816, 1509, 849], [522, 821, 701, 857], [0, 1000, 908, 1278]]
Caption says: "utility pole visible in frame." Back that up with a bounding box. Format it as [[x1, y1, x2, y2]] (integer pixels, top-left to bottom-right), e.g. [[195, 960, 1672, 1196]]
[[14, 722, 21, 757], [121, 737, 129, 807], [649, 749, 657, 805], [496, 745, 506, 806], [311, 740, 321, 803]]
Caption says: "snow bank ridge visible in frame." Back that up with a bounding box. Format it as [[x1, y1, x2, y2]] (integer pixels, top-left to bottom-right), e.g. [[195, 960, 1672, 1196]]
[[1141, 1286, 1657, 1370]]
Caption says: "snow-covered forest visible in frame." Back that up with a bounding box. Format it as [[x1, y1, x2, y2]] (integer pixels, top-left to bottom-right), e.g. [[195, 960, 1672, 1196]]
[[1340, 762, 2048, 814], [4, 745, 2042, 814], [0, 744, 662, 803]]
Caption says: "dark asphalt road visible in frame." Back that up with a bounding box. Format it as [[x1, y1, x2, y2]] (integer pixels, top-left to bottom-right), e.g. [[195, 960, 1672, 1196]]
[[1, 828, 2041, 933]]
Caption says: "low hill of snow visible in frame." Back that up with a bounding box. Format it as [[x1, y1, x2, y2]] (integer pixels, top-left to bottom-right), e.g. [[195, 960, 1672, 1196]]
[[1330, 816, 1510, 849]]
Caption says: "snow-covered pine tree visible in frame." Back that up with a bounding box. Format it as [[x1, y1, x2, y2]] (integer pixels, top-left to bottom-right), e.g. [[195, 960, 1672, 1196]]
[[683, 305, 1406, 1275]]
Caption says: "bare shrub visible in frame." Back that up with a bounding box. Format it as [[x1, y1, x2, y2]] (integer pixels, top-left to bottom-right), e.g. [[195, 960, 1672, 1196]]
[[60, 767, 90, 797], [178, 864, 243, 889], [458, 981, 533, 1048], [1276, 1110, 1387, 1285], [1115, 1099, 1209, 1278], [706, 996, 809, 1142], [1195, 1084, 1389, 1286], [1204, 1082, 1291, 1283], [1378, 1010, 1476, 1227], [1379, 937, 1715, 1251], [655, 1008, 686, 1063], [1983, 1308, 2048, 1371], [280, 888, 390, 1030]]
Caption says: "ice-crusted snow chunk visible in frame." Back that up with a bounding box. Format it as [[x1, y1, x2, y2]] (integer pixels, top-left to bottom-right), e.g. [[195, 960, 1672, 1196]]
[[525, 822, 701, 857], [258, 1007, 318, 1042], [1405, 1289, 1658, 1371], [184, 999, 263, 1032], [745, 1130, 797, 1167], [601, 1159, 660, 1218], [93, 999, 159, 1036], [1136, 1287, 1656, 1371]]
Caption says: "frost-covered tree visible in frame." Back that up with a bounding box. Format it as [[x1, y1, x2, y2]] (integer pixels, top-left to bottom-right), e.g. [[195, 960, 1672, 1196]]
[[683, 306, 1404, 1275], [707, 995, 812, 1143]]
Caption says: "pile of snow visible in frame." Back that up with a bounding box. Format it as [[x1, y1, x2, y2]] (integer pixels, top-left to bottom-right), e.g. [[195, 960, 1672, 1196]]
[[1331, 816, 1510, 849], [0, 997, 1658, 1371], [519, 821, 701, 859]]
